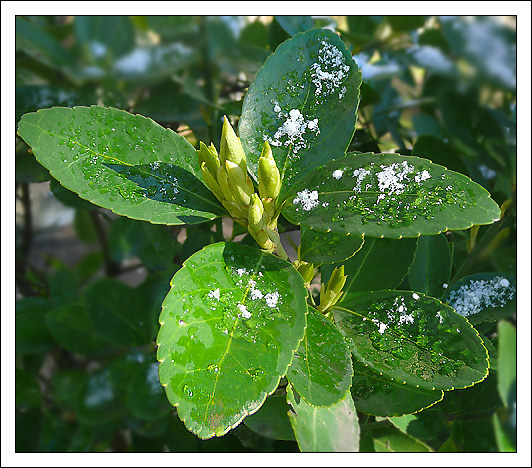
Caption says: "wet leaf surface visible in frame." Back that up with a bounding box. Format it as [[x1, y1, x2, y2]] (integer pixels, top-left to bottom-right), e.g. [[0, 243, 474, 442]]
[[350, 357, 443, 417], [17, 106, 223, 224], [240, 29, 362, 199], [157, 242, 307, 439], [333, 291, 489, 390], [282, 152, 501, 238], [286, 307, 353, 406], [299, 226, 364, 264]]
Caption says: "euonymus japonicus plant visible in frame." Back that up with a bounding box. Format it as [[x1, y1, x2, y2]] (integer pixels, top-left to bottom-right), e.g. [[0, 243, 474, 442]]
[[17, 28, 507, 451]]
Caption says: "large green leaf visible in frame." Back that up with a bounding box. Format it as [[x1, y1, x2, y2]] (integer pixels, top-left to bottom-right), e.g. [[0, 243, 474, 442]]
[[286, 307, 353, 406], [282, 152, 501, 238], [286, 385, 360, 452], [333, 291, 489, 390], [275, 16, 314, 36], [299, 226, 364, 264], [444, 273, 516, 325], [408, 233, 452, 298], [239, 28, 362, 199], [157, 242, 307, 439], [351, 357, 443, 417], [17, 106, 223, 225], [322, 237, 417, 297], [243, 394, 295, 441]]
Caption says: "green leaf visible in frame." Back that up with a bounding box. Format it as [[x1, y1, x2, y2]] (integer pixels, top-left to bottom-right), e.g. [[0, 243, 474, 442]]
[[16, 297, 55, 354], [322, 237, 417, 297], [45, 304, 111, 355], [286, 385, 360, 452], [496, 321, 516, 409], [388, 407, 445, 444], [286, 307, 353, 406], [282, 152, 501, 238], [84, 278, 152, 347], [412, 135, 468, 176], [244, 395, 295, 441], [239, 29, 362, 199], [444, 273, 516, 325], [408, 234, 452, 298], [299, 226, 364, 264], [351, 357, 443, 417], [275, 16, 314, 36], [493, 411, 516, 452], [333, 291, 489, 390], [157, 242, 307, 439], [17, 106, 223, 225], [368, 427, 433, 452]]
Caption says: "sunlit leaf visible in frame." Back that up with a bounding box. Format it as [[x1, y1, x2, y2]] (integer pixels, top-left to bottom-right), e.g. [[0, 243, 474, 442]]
[[282, 152, 501, 238], [157, 242, 307, 439], [17, 106, 223, 225], [287, 307, 353, 406], [333, 290, 489, 390], [240, 29, 362, 199]]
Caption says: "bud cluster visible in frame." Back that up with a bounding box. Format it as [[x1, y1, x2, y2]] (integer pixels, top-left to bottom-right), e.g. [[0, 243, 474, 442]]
[[318, 266, 347, 313], [197, 116, 284, 257]]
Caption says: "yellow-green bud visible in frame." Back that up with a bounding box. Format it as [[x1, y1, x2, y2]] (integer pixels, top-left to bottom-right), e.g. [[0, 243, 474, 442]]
[[200, 162, 224, 202], [216, 165, 235, 203], [248, 194, 273, 249], [297, 261, 315, 284], [222, 200, 247, 223], [220, 116, 247, 173], [258, 141, 281, 200], [197, 141, 220, 177], [225, 160, 253, 207], [318, 266, 347, 313]]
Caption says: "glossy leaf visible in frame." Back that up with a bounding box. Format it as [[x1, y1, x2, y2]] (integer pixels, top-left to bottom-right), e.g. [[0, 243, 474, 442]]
[[388, 408, 445, 444], [17, 106, 223, 225], [244, 395, 295, 441], [444, 273, 516, 325], [239, 29, 362, 199], [286, 307, 353, 406], [333, 291, 489, 390], [275, 16, 314, 36], [157, 242, 307, 439], [299, 226, 364, 264], [368, 427, 433, 452], [322, 237, 417, 297], [408, 233, 452, 298], [286, 385, 359, 452], [282, 152, 501, 238], [84, 278, 152, 347], [496, 321, 516, 409], [351, 357, 443, 417]]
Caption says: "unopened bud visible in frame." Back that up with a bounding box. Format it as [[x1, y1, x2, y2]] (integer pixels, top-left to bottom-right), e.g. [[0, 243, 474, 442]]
[[297, 262, 315, 284], [318, 266, 347, 313], [248, 194, 273, 249], [197, 142, 220, 178], [201, 162, 224, 202], [216, 165, 235, 203], [220, 116, 247, 173], [225, 160, 253, 207], [258, 141, 281, 200]]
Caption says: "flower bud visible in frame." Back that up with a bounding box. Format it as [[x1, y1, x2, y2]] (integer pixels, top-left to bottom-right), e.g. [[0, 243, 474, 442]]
[[197, 141, 220, 178], [318, 266, 347, 313], [200, 162, 224, 202], [216, 165, 235, 203], [220, 116, 247, 173], [248, 194, 274, 249], [258, 141, 281, 200], [225, 160, 253, 207], [297, 261, 315, 284]]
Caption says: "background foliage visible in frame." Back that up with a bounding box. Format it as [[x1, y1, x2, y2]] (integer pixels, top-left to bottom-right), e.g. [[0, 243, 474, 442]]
[[15, 15, 517, 453]]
